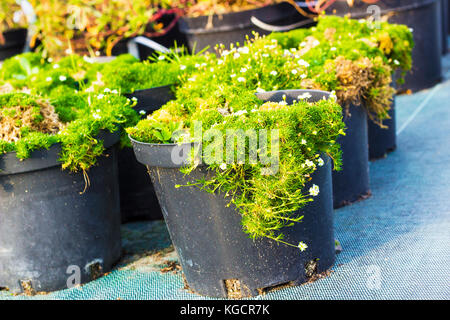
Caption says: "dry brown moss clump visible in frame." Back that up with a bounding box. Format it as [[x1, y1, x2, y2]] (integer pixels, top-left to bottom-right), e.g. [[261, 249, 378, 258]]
[[323, 55, 394, 122], [0, 97, 63, 143]]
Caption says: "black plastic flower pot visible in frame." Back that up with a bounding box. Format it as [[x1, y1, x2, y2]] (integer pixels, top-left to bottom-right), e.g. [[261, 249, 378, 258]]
[[131, 141, 335, 298], [368, 100, 397, 160], [119, 85, 175, 223], [124, 85, 174, 114], [442, 0, 449, 54], [332, 104, 370, 208], [178, 2, 312, 53], [327, 0, 442, 92], [130, 89, 336, 298], [0, 131, 122, 294], [0, 28, 27, 61]]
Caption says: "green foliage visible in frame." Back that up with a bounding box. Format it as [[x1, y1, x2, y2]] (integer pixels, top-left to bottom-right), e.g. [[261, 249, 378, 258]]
[[126, 15, 412, 248], [0, 92, 139, 172], [127, 85, 345, 247], [98, 60, 179, 94], [29, 0, 178, 58]]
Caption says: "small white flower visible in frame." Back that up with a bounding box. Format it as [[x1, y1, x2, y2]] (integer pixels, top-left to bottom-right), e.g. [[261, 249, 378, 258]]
[[104, 88, 111, 93], [188, 77, 196, 82], [217, 59, 224, 65], [301, 139, 307, 145], [262, 53, 269, 58], [291, 69, 298, 75], [92, 113, 101, 120], [329, 91, 337, 101], [139, 110, 146, 115], [298, 241, 308, 252], [309, 184, 320, 196], [237, 77, 246, 82], [238, 46, 249, 54], [312, 130, 317, 135], [298, 92, 312, 100], [233, 52, 240, 59], [305, 160, 315, 167], [330, 47, 337, 51], [195, 63, 200, 68], [297, 59, 310, 67], [271, 39, 277, 43], [131, 97, 138, 102], [210, 67, 214, 72], [48, 57, 53, 63], [53, 64, 60, 69], [279, 100, 287, 106], [46, 77, 52, 82], [233, 110, 248, 116], [300, 41, 306, 47], [230, 74, 236, 78], [312, 40, 320, 47], [111, 89, 118, 94], [270, 70, 278, 76], [65, 48, 72, 55], [300, 74, 307, 79], [97, 94, 104, 99], [158, 55, 165, 60], [180, 65, 186, 70], [317, 157, 324, 167], [219, 163, 227, 170], [394, 59, 400, 66], [59, 75, 67, 81], [240, 67, 247, 73]]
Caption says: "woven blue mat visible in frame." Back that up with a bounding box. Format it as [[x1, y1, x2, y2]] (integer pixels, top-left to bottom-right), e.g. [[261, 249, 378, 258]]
[[2, 56, 450, 300]]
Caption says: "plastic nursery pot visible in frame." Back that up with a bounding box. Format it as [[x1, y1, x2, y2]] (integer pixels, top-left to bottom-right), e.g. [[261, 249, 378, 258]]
[[130, 141, 335, 298], [256, 90, 370, 208], [0, 29, 27, 61], [368, 99, 397, 160], [129, 90, 336, 298], [442, 0, 449, 54], [327, 0, 442, 92], [333, 104, 370, 208], [119, 85, 175, 223], [178, 2, 312, 53], [0, 131, 122, 294]]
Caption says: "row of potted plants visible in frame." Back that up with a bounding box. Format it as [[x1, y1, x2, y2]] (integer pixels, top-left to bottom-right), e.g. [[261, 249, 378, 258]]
[[123, 15, 412, 297], [1, 0, 443, 94], [0, 14, 412, 296]]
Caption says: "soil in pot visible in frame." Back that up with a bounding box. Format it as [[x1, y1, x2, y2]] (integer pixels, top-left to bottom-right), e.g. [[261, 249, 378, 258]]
[[0, 28, 27, 61], [178, 2, 313, 53], [0, 131, 122, 294], [327, 0, 442, 92], [332, 104, 371, 208], [120, 85, 175, 223]]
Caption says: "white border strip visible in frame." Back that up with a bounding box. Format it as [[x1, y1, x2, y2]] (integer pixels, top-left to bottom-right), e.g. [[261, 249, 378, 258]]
[[396, 84, 441, 135]]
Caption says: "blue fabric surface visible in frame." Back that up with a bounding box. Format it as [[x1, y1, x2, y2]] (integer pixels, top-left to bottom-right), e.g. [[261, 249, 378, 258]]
[[1, 56, 450, 301]]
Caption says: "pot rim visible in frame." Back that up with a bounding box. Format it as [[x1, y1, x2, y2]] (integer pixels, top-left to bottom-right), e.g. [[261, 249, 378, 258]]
[[0, 130, 120, 175]]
